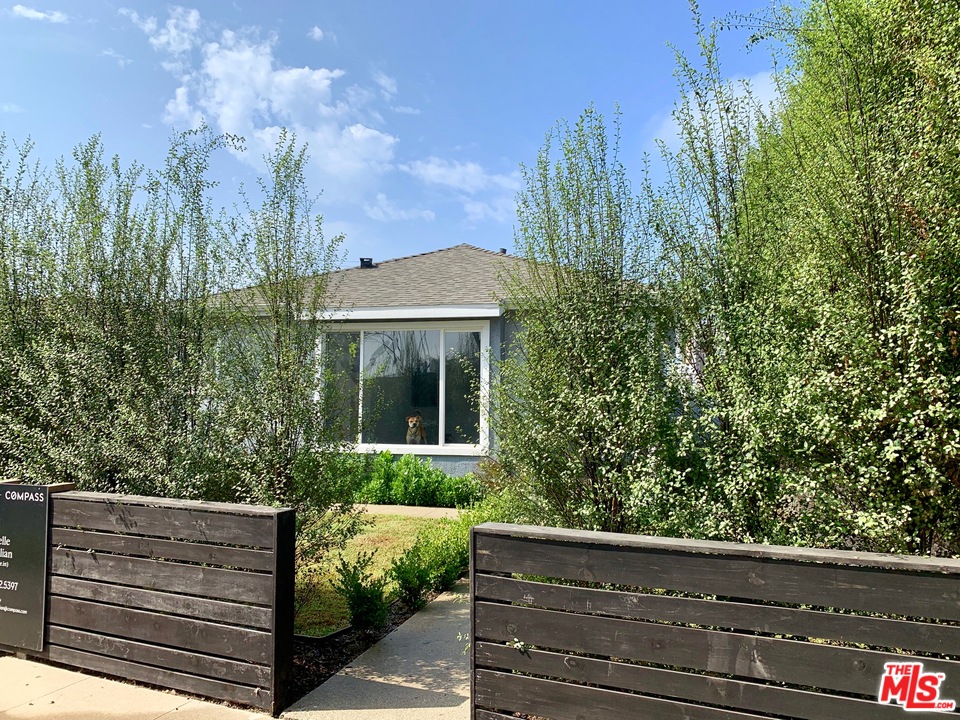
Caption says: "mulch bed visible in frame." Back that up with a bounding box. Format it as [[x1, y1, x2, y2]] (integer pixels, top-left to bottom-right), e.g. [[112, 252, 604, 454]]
[[288, 593, 439, 705]]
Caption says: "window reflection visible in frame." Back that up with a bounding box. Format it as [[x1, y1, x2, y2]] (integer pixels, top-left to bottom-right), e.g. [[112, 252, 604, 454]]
[[444, 332, 480, 444], [323, 328, 483, 447], [362, 330, 441, 444]]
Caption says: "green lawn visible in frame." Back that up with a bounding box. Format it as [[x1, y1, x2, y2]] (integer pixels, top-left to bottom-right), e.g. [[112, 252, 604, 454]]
[[295, 513, 442, 636]]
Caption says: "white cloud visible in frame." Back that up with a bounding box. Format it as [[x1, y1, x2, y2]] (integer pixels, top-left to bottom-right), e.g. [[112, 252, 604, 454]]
[[163, 86, 202, 127], [12, 4, 66, 23], [1, 102, 24, 113], [124, 8, 398, 195], [391, 105, 420, 115], [118, 8, 156, 35], [372, 71, 397, 100], [364, 193, 434, 222], [402, 157, 520, 194], [308, 25, 326, 41], [121, 6, 199, 55], [101, 48, 132, 68], [463, 197, 516, 224], [401, 157, 520, 225], [154, 6, 200, 54]]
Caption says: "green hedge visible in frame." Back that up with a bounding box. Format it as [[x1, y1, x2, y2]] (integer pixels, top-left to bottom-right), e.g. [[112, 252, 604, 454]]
[[353, 452, 486, 508]]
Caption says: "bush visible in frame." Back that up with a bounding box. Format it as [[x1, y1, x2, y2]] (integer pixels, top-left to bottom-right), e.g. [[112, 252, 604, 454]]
[[392, 490, 522, 608], [415, 520, 469, 591], [355, 452, 486, 508], [389, 545, 432, 609], [330, 550, 388, 632]]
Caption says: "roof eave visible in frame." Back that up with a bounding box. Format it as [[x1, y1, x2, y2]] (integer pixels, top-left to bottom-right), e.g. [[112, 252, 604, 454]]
[[321, 303, 504, 321]]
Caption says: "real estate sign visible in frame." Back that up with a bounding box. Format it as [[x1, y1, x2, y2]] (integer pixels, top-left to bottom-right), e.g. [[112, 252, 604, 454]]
[[0, 484, 49, 651]]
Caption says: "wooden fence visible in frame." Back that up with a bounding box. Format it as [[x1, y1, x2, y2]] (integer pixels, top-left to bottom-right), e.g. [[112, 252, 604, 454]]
[[1, 491, 294, 716], [470, 523, 960, 720]]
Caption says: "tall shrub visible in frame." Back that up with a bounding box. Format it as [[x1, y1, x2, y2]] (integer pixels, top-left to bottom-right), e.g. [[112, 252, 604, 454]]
[[0, 127, 363, 560], [649, 0, 960, 553], [495, 107, 676, 534]]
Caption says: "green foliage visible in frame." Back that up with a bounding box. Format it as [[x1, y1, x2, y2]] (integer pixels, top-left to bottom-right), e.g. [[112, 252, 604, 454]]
[[389, 544, 432, 609], [415, 520, 470, 591], [330, 550, 389, 632], [644, 0, 960, 553], [495, 105, 677, 534], [0, 127, 363, 568], [354, 451, 486, 508], [494, 0, 959, 556], [388, 490, 520, 608]]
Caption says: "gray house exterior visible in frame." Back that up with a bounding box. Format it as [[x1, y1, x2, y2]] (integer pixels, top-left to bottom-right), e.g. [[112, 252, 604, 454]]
[[320, 244, 524, 476]]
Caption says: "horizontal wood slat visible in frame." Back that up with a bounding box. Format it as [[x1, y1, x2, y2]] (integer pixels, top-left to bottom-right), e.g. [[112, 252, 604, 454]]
[[474, 522, 960, 574], [51, 528, 276, 570], [475, 669, 771, 720], [56, 491, 284, 516], [474, 642, 907, 720], [48, 597, 272, 664], [52, 496, 274, 548], [51, 548, 272, 604], [37, 645, 271, 712], [475, 602, 960, 698], [475, 711, 517, 720], [471, 524, 960, 720], [475, 574, 960, 655], [48, 626, 271, 687], [474, 533, 960, 620], [50, 576, 272, 629]]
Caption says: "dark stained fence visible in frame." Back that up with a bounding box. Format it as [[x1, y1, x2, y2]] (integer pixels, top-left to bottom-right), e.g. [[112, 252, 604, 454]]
[[0, 491, 294, 716], [470, 523, 960, 720]]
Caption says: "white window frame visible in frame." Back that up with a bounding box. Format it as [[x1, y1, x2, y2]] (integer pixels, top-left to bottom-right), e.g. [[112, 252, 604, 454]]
[[322, 320, 490, 456]]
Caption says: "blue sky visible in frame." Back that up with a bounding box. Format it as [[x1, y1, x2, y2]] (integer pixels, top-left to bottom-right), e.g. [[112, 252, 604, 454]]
[[1, 1, 775, 265]]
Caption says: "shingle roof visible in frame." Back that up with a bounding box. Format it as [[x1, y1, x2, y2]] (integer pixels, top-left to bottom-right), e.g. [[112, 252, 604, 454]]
[[324, 243, 525, 310]]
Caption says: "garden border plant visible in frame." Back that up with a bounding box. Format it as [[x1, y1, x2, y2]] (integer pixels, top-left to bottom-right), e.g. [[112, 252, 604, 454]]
[[354, 451, 486, 508]]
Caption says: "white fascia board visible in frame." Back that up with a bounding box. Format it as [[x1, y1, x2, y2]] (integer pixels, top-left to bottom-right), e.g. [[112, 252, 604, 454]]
[[320, 304, 503, 321], [355, 443, 489, 457]]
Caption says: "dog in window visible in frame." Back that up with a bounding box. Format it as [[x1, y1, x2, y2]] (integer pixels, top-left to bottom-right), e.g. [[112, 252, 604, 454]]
[[405, 412, 427, 445]]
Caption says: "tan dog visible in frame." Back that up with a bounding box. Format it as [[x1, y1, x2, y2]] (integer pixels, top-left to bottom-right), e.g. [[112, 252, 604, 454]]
[[405, 413, 427, 444]]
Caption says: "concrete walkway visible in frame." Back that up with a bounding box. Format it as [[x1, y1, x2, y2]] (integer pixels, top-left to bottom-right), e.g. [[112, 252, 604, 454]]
[[283, 581, 470, 719], [0, 655, 266, 719]]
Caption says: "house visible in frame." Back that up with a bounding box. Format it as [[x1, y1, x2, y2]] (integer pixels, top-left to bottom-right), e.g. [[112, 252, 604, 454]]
[[320, 244, 525, 476]]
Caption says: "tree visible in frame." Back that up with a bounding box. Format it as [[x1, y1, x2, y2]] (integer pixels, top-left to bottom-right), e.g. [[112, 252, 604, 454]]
[[649, 0, 960, 554], [210, 130, 364, 562], [495, 107, 676, 534], [0, 127, 363, 562]]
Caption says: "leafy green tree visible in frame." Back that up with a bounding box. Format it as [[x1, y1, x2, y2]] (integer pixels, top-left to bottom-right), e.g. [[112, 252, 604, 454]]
[[0, 130, 229, 494], [209, 130, 364, 562], [650, 0, 960, 554], [761, 0, 960, 553], [0, 127, 363, 562], [495, 107, 676, 534]]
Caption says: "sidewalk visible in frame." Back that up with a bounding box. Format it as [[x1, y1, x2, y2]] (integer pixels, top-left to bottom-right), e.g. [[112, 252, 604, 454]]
[[283, 581, 470, 719], [1, 582, 469, 720], [0, 655, 266, 719]]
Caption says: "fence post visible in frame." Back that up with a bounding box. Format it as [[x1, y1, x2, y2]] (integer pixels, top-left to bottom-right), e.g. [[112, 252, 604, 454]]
[[270, 508, 296, 716], [469, 525, 477, 720]]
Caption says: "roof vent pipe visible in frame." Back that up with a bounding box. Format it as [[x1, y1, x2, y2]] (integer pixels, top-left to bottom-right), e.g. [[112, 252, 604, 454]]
[[359, 257, 374, 269]]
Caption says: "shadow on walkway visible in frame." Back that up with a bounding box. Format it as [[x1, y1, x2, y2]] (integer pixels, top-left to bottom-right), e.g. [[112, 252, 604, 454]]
[[283, 581, 470, 719]]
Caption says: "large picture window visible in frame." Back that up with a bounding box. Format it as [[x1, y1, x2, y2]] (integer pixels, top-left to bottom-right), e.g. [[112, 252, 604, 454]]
[[322, 322, 487, 453]]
